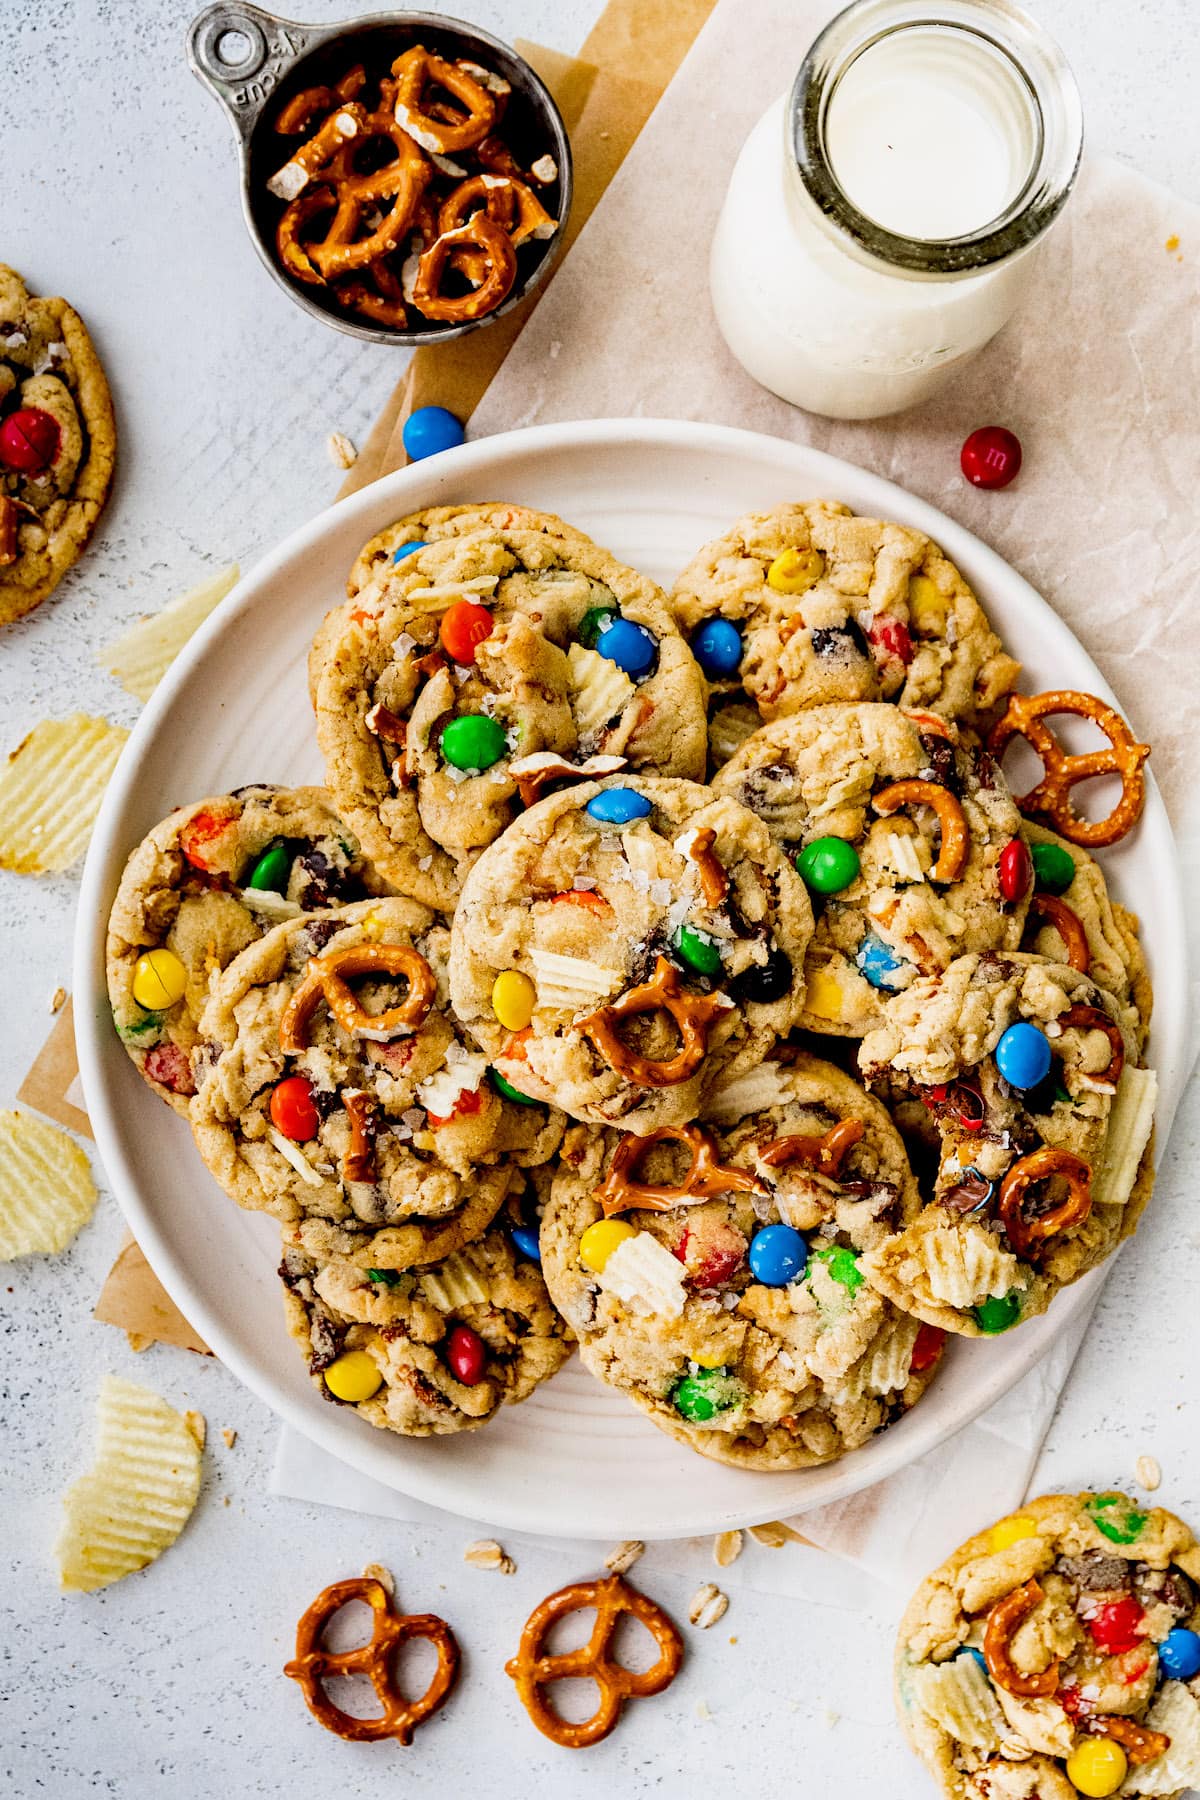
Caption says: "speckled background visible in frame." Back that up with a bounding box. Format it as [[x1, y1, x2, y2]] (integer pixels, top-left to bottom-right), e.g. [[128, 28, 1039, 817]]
[[2, 2, 1198, 1794]]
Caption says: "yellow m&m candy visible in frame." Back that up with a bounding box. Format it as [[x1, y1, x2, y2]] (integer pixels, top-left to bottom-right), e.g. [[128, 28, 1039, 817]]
[[492, 970, 535, 1032], [323, 1350, 383, 1403], [579, 1219, 637, 1274], [804, 968, 844, 1022], [767, 547, 823, 595], [987, 1515, 1038, 1553], [132, 948, 187, 1011], [1066, 1738, 1127, 1797]]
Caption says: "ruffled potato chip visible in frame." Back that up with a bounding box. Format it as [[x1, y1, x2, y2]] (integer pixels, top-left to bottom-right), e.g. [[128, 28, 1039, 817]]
[[0, 1109, 97, 1259], [97, 565, 239, 702], [912, 1653, 1006, 1750], [1123, 1680, 1200, 1795], [0, 713, 127, 872]]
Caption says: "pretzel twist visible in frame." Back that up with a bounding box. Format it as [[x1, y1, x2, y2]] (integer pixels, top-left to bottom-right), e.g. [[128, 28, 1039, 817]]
[[314, 114, 432, 280], [1025, 893, 1091, 971], [1055, 1003, 1125, 1089], [341, 1088, 377, 1184], [578, 955, 732, 1089], [997, 1147, 1092, 1260], [275, 65, 366, 134], [872, 779, 970, 882], [391, 46, 497, 154], [283, 1576, 460, 1744], [758, 1118, 866, 1177], [1089, 1715, 1172, 1766], [412, 214, 518, 322], [509, 751, 626, 808], [280, 943, 436, 1052], [504, 1574, 683, 1748], [676, 826, 729, 907], [596, 1124, 767, 1217], [983, 1579, 1059, 1698], [0, 496, 18, 567], [988, 690, 1150, 847]]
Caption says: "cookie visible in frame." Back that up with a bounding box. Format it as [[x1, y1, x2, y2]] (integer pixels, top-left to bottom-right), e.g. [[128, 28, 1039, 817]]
[[670, 502, 1019, 763], [313, 516, 708, 910], [344, 502, 595, 601], [0, 264, 116, 624], [448, 774, 813, 1132], [106, 785, 389, 1113], [713, 704, 1031, 1036], [895, 1491, 1200, 1800], [540, 1050, 943, 1471], [1021, 822, 1152, 1055], [857, 952, 1157, 1335], [278, 1224, 572, 1437], [190, 898, 564, 1268]]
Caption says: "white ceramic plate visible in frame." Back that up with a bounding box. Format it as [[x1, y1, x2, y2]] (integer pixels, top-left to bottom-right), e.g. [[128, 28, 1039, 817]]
[[75, 419, 1188, 1539]]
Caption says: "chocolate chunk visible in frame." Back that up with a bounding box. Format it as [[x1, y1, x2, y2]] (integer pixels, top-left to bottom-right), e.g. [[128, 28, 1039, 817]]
[[1133, 1563, 1195, 1622], [308, 1304, 348, 1375], [811, 621, 869, 660], [1056, 1550, 1133, 1592]]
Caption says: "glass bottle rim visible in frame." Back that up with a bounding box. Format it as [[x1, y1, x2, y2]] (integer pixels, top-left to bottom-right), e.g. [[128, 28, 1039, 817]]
[[789, 0, 1084, 276]]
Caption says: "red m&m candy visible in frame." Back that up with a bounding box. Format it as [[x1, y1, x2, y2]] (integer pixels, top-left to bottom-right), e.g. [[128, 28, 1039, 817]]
[[910, 1322, 947, 1372], [439, 599, 494, 666], [998, 837, 1032, 903], [1086, 1597, 1145, 1656], [270, 1075, 320, 1141], [961, 426, 1022, 490], [868, 614, 914, 666], [0, 406, 61, 474], [446, 1323, 487, 1385]]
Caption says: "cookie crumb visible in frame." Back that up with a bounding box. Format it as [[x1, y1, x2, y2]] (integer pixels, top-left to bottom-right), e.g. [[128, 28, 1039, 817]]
[[49, 985, 66, 1013], [823, 1705, 841, 1728], [363, 1561, 395, 1597], [749, 1520, 800, 1548], [327, 431, 358, 470], [713, 1529, 743, 1568], [1135, 1454, 1162, 1491], [689, 1583, 729, 1630], [696, 1698, 712, 1720], [221, 1427, 237, 1449], [1165, 233, 1180, 251], [604, 1539, 645, 1575], [184, 1409, 207, 1449], [126, 1331, 153, 1353], [223, 1494, 231, 1507], [729, 1635, 738, 1645], [464, 1538, 516, 1574]]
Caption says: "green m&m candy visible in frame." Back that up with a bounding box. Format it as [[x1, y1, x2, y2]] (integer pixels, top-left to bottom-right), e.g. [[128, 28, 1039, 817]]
[[578, 604, 619, 649], [673, 1366, 743, 1423], [247, 840, 291, 893], [975, 1291, 1022, 1334], [441, 713, 507, 772], [1030, 841, 1075, 896], [795, 836, 860, 896], [1087, 1493, 1148, 1545], [673, 924, 722, 978], [366, 1269, 403, 1288], [491, 1069, 539, 1105], [810, 1244, 864, 1295]]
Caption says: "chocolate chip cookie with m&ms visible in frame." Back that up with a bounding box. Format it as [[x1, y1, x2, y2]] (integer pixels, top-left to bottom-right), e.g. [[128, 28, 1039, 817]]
[[895, 1491, 1200, 1800]]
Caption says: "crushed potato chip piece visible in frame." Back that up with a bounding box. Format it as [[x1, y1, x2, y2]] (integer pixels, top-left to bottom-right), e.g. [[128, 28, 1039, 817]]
[[97, 566, 239, 702], [420, 1252, 489, 1310], [567, 642, 635, 738], [0, 714, 128, 873], [1124, 1680, 1200, 1794], [0, 1109, 97, 1259], [56, 1376, 204, 1592], [912, 1654, 1006, 1749]]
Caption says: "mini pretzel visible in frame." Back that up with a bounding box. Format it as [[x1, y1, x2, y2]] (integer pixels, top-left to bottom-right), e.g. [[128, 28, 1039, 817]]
[[675, 827, 728, 907], [341, 1088, 377, 1184], [595, 1124, 767, 1217], [284, 1576, 459, 1744], [438, 173, 556, 247], [310, 117, 431, 280], [988, 690, 1150, 848], [872, 780, 969, 882], [333, 271, 410, 330], [1089, 1715, 1171, 1766], [504, 1573, 682, 1748], [578, 955, 732, 1089], [275, 65, 366, 134], [391, 46, 497, 155], [997, 1147, 1092, 1260], [1055, 1003, 1125, 1089], [0, 496, 18, 567], [508, 751, 626, 808], [275, 185, 338, 285], [267, 103, 365, 201], [758, 1118, 865, 1177], [280, 943, 436, 1052], [1024, 893, 1090, 971], [412, 215, 517, 322], [983, 1578, 1059, 1698]]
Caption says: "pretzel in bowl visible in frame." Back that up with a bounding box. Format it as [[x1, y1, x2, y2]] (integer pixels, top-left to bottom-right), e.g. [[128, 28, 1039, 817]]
[[595, 1123, 767, 1217], [505, 1573, 683, 1748], [988, 690, 1150, 848], [391, 45, 497, 155], [412, 214, 518, 322], [872, 779, 970, 882], [284, 1575, 460, 1744], [279, 942, 436, 1052], [997, 1147, 1092, 1261], [578, 955, 733, 1089]]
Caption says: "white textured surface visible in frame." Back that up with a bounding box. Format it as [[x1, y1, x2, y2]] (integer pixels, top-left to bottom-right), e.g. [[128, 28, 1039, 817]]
[[1, 2, 1198, 1795]]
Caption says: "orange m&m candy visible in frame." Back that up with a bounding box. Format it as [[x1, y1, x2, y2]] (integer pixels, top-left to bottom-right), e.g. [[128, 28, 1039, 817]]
[[439, 600, 494, 666]]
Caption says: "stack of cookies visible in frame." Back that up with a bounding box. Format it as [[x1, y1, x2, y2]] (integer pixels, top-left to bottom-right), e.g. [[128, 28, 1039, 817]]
[[105, 500, 1156, 1468]]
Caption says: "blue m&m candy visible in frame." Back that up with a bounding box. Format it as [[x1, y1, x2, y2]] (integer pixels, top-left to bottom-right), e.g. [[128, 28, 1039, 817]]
[[586, 787, 652, 826], [994, 1022, 1052, 1090], [510, 1225, 541, 1263], [392, 539, 427, 563], [1159, 1628, 1200, 1681], [596, 616, 657, 678], [747, 1223, 808, 1287], [691, 618, 743, 678], [402, 406, 465, 461], [856, 933, 907, 991]]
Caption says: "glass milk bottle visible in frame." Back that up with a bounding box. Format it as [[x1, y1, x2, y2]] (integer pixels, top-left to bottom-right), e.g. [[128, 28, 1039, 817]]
[[710, 0, 1083, 419]]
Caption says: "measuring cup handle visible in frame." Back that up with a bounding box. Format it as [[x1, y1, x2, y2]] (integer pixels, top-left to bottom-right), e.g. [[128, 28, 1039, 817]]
[[186, 3, 311, 141]]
